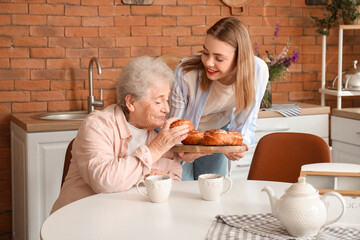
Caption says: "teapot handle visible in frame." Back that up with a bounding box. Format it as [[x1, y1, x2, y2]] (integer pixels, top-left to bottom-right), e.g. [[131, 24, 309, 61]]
[[321, 191, 347, 226], [331, 71, 347, 89]]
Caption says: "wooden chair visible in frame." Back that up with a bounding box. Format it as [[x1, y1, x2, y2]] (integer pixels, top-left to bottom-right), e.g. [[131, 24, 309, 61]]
[[62, 139, 75, 187], [247, 132, 331, 183]]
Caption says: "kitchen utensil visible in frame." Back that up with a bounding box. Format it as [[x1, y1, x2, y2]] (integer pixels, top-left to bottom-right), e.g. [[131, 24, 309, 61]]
[[262, 177, 346, 237], [331, 60, 360, 91]]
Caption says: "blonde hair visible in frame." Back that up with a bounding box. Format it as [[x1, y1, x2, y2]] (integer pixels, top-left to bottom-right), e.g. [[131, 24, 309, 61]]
[[181, 17, 255, 112]]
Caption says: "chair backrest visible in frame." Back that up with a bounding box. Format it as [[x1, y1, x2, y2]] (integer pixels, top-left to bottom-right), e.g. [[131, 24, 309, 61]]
[[247, 132, 331, 183], [62, 139, 75, 187]]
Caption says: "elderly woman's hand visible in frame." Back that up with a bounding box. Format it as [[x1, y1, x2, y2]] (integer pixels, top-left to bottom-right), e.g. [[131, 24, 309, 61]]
[[177, 152, 212, 163], [148, 117, 190, 163]]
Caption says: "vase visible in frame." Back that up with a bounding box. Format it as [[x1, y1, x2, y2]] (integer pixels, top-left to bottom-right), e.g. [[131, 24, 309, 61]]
[[261, 81, 272, 108]]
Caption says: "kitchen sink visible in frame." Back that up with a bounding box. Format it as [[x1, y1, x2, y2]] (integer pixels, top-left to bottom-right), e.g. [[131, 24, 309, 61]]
[[33, 111, 88, 121]]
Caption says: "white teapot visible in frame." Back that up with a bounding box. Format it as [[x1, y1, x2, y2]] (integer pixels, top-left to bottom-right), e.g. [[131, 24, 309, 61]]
[[262, 177, 346, 237]]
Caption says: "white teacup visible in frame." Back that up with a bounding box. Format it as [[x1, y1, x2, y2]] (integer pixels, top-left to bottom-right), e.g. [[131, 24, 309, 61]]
[[198, 174, 232, 201], [136, 175, 172, 203]]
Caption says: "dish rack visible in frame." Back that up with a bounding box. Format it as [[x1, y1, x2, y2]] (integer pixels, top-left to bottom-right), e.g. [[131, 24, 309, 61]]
[[319, 25, 360, 110]]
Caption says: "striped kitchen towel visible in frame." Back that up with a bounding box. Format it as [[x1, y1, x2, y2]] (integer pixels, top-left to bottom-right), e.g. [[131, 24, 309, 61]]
[[263, 104, 301, 117], [206, 213, 360, 240]]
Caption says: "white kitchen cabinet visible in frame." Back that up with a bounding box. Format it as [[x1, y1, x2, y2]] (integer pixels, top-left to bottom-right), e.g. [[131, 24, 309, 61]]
[[11, 122, 77, 240], [230, 114, 329, 180], [331, 115, 360, 164]]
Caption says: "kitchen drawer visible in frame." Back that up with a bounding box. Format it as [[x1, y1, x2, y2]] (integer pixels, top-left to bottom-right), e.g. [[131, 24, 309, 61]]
[[332, 140, 360, 164], [331, 116, 360, 146], [255, 114, 329, 143]]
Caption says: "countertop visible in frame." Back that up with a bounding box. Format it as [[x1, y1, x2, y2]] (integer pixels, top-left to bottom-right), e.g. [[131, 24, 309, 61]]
[[332, 108, 360, 121], [11, 103, 330, 133]]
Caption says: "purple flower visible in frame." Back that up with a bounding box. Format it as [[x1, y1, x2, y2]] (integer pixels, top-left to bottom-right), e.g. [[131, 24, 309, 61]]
[[254, 42, 260, 57], [291, 50, 299, 63], [274, 22, 279, 38]]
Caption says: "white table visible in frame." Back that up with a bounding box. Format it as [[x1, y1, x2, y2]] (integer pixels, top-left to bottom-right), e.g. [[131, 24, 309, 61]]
[[40, 180, 356, 240]]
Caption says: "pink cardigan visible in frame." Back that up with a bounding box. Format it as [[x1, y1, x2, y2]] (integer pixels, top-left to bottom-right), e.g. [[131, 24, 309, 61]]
[[51, 104, 182, 213]]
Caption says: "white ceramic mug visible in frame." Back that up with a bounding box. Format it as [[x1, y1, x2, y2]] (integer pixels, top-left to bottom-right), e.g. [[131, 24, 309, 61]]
[[198, 174, 232, 201], [136, 175, 172, 203]]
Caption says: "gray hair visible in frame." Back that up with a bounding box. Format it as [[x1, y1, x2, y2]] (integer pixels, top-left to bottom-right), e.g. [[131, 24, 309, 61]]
[[116, 56, 174, 115]]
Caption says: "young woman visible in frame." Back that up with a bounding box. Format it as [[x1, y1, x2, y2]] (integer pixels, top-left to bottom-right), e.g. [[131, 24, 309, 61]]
[[169, 17, 269, 180]]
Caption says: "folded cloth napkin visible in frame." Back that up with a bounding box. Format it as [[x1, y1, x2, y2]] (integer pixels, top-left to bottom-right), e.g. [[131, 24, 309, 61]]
[[262, 104, 301, 117], [206, 213, 360, 240]]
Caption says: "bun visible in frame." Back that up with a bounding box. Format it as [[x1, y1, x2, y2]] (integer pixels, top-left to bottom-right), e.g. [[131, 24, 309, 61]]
[[181, 130, 204, 145], [170, 120, 194, 132], [202, 129, 243, 146]]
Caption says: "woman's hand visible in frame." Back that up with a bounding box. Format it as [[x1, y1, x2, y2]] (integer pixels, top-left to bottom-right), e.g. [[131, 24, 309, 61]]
[[177, 152, 212, 163], [148, 117, 190, 163], [225, 143, 248, 161]]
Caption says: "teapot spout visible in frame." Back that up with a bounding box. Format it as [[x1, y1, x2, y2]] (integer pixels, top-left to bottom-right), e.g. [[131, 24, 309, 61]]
[[261, 186, 279, 216]]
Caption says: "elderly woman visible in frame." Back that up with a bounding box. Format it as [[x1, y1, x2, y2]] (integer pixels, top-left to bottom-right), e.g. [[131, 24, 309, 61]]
[[51, 56, 193, 213]]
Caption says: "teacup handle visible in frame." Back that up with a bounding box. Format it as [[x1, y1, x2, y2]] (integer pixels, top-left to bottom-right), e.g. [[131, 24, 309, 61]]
[[136, 180, 148, 197], [322, 191, 347, 226], [220, 177, 232, 196]]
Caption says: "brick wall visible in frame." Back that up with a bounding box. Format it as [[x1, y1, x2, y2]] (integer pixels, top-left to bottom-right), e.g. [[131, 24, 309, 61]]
[[1, 0, 359, 238]]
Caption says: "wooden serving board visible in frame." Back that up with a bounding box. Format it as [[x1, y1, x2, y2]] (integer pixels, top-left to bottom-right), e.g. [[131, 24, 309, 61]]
[[171, 144, 247, 153]]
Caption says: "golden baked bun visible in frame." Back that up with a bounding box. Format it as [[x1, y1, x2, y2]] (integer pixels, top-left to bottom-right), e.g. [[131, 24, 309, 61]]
[[170, 120, 194, 132], [203, 129, 243, 146], [181, 130, 204, 145]]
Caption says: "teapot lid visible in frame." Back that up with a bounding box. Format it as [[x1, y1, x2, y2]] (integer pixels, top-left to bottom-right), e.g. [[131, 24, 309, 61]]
[[348, 60, 360, 74], [285, 177, 317, 196]]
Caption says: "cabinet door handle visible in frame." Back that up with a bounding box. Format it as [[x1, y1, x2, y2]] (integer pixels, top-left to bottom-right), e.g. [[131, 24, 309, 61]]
[[256, 127, 290, 132]]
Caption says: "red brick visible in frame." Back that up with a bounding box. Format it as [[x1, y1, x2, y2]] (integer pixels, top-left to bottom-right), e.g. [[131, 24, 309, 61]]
[[130, 47, 161, 57], [12, 14, 46, 25], [48, 37, 82, 48], [162, 6, 191, 16], [146, 16, 176, 26], [65, 90, 88, 100], [30, 48, 65, 58], [65, 6, 98, 17], [65, 48, 98, 58], [178, 36, 205, 46], [48, 16, 81, 26], [11, 59, 45, 69], [46, 59, 80, 69], [132, 26, 161, 36], [238, 16, 263, 26], [0, 26, 29, 36], [148, 37, 177, 47], [99, 26, 130, 37], [0, 15, 11, 25], [161, 47, 191, 57], [289, 91, 314, 101], [12, 37, 47, 47], [116, 37, 147, 47], [277, 82, 303, 92], [82, 17, 114, 27], [48, 100, 83, 111], [0, 59, 10, 68], [29, 4, 64, 15], [65, 27, 98, 37], [12, 102, 47, 113], [0, 3, 27, 13], [15, 80, 50, 91], [99, 48, 130, 58], [163, 27, 191, 37], [178, 0, 206, 5], [131, 6, 161, 15], [192, 6, 220, 16], [250, 7, 276, 16], [114, 16, 144, 26], [82, 0, 113, 5], [265, 0, 290, 6], [0, 37, 11, 47], [0, 70, 29, 80], [154, 0, 176, 5], [84, 37, 116, 48], [177, 16, 205, 26], [30, 26, 64, 37], [51, 80, 84, 90], [0, 91, 29, 102], [113, 57, 131, 68], [31, 70, 66, 80], [191, 26, 207, 36], [31, 91, 65, 101], [48, 0, 80, 4], [0, 81, 14, 91], [0, 104, 11, 114], [99, 6, 130, 16]]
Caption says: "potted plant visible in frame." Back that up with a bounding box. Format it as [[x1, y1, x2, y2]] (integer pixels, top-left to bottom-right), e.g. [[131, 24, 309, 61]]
[[310, 0, 360, 35]]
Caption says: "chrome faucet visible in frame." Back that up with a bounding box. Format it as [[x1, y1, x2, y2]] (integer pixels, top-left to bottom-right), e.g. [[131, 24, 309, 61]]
[[88, 57, 104, 113]]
